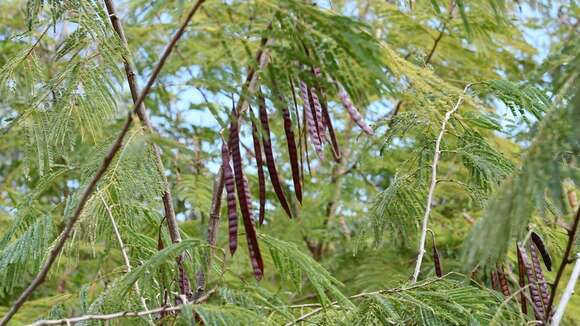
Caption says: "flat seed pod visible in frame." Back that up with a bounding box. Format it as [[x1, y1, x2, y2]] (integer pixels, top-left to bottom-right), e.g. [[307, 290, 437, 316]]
[[517, 245, 528, 315], [271, 75, 302, 203], [300, 80, 324, 158], [228, 113, 263, 280], [250, 110, 266, 225], [431, 232, 442, 277], [531, 232, 552, 271], [338, 86, 373, 135], [491, 271, 499, 291], [309, 86, 325, 142], [497, 265, 511, 297], [518, 244, 545, 320], [221, 142, 238, 255], [258, 93, 293, 219], [530, 242, 550, 309]]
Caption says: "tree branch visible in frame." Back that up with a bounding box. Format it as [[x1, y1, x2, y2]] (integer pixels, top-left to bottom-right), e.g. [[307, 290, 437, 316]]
[[411, 83, 472, 283], [551, 252, 580, 325], [0, 2, 205, 324], [103, 0, 194, 299], [27, 288, 216, 326], [546, 206, 580, 322]]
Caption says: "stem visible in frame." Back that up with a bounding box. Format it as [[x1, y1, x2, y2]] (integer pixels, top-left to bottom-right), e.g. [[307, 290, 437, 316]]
[[551, 253, 580, 325], [27, 288, 215, 326], [0, 2, 205, 324], [102, 0, 193, 298], [99, 193, 151, 318], [411, 83, 471, 283], [545, 206, 580, 322]]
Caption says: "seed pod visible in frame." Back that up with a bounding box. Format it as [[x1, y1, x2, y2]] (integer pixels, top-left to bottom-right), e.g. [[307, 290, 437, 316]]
[[271, 75, 302, 204], [518, 244, 545, 320], [516, 245, 528, 315], [530, 242, 550, 309], [496, 265, 511, 297], [338, 86, 373, 135], [228, 113, 263, 280], [430, 232, 442, 277], [300, 80, 323, 158], [250, 110, 266, 225], [531, 232, 552, 271], [309, 86, 325, 142], [222, 143, 238, 255], [258, 93, 293, 219], [491, 270, 499, 291], [289, 76, 306, 183]]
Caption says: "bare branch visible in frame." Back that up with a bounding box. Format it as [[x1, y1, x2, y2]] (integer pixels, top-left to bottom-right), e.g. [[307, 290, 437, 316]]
[[0, 2, 206, 324], [411, 83, 472, 283], [552, 253, 580, 325], [28, 288, 216, 326], [103, 0, 194, 298]]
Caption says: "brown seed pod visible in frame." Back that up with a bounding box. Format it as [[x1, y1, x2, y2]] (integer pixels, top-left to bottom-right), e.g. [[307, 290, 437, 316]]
[[221, 142, 238, 255], [518, 244, 545, 320], [258, 93, 293, 219], [300, 80, 323, 158], [491, 270, 500, 291], [516, 245, 528, 315], [271, 75, 302, 204], [531, 232, 552, 271], [250, 109, 266, 225], [496, 265, 511, 297], [530, 242, 550, 309], [309, 86, 325, 142], [430, 231, 442, 277], [338, 85, 373, 135], [228, 112, 263, 280]]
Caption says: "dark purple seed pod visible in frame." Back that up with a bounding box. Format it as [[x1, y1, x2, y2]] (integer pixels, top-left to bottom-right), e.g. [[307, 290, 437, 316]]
[[530, 242, 550, 309], [518, 244, 545, 320], [300, 80, 323, 158], [531, 232, 552, 271], [431, 233, 442, 277], [250, 111, 266, 225], [258, 93, 293, 219], [491, 271, 499, 291], [496, 265, 511, 297], [228, 112, 263, 280], [309, 86, 325, 142], [517, 246, 528, 315], [338, 86, 373, 135], [222, 142, 238, 255], [272, 76, 302, 204]]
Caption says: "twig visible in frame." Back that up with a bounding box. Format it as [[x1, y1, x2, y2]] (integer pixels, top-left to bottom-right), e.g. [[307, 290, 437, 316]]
[[28, 288, 216, 326], [551, 253, 580, 325], [0, 2, 205, 325], [98, 192, 150, 317], [411, 83, 472, 283], [545, 206, 580, 322], [103, 0, 194, 298]]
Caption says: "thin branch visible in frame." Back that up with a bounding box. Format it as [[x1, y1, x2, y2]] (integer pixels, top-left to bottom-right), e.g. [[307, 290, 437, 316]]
[[411, 83, 472, 283], [0, 2, 205, 324], [28, 288, 216, 326], [546, 206, 580, 322], [98, 192, 150, 316], [103, 0, 193, 298], [551, 253, 580, 325]]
